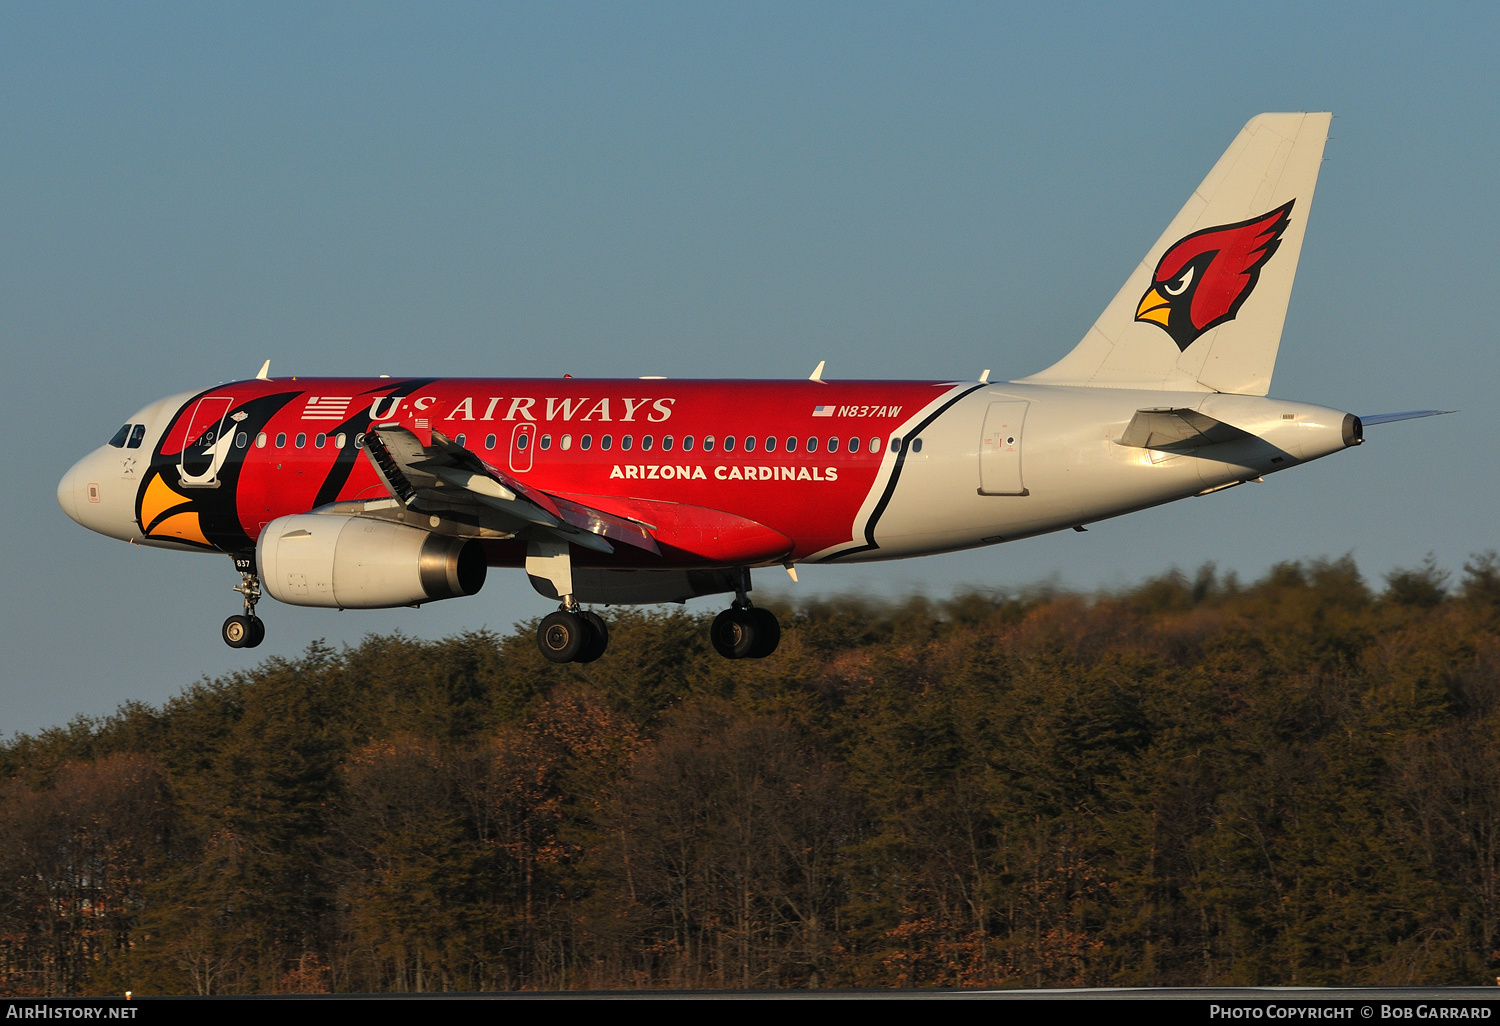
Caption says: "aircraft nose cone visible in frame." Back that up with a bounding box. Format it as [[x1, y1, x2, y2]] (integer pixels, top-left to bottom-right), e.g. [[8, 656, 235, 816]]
[[58, 459, 84, 526], [57, 449, 139, 541]]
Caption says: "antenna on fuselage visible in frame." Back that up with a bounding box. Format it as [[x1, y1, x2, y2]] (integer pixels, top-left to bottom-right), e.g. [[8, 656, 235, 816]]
[[256, 360, 271, 381], [809, 360, 826, 382]]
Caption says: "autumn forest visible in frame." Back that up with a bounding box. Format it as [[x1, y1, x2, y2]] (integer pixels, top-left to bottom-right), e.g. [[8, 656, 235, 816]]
[[4, 554, 1500, 994]]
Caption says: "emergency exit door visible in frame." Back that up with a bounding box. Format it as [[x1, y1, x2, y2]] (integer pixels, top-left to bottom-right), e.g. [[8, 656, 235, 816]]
[[978, 401, 1028, 496], [510, 423, 535, 473]]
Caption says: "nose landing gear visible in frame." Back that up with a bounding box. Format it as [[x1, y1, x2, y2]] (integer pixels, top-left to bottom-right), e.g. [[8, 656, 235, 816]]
[[224, 553, 265, 649]]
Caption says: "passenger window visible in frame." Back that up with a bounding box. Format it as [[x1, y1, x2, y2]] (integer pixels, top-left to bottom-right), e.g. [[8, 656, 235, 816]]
[[108, 425, 130, 448], [805, 436, 816, 453], [602, 435, 613, 451], [516, 433, 529, 451], [683, 435, 694, 451], [127, 424, 146, 449], [295, 433, 307, 448], [455, 433, 466, 448], [335, 433, 346, 449], [276, 433, 287, 448], [256, 432, 268, 448], [702, 436, 714, 452], [764, 436, 775, 452], [315, 433, 327, 448], [561, 434, 572, 451], [785, 436, 797, 452], [662, 435, 674, 452], [581, 434, 593, 451], [723, 436, 735, 452], [485, 433, 497, 449], [744, 436, 756, 452], [235, 432, 248, 448], [913, 438, 923, 453], [868, 436, 879, 453], [641, 435, 654, 451], [621, 435, 633, 451], [540, 434, 552, 450], [889, 437, 900, 453], [825, 436, 837, 453]]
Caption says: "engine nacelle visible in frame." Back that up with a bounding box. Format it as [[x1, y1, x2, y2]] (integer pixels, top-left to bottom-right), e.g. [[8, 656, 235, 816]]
[[257, 514, 487, 609]]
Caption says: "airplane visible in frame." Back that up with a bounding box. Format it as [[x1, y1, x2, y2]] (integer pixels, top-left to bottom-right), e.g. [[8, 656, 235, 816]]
[[57, 112, 1446, 664]]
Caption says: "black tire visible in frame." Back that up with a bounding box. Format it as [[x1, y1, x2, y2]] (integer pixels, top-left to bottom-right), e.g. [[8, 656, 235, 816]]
[[577, 610, 609, 663], [749, 607, 780, 658], [537, 610, 586, 663], [245, 617, 265, 649], [711, 608, 759, 660], [222, 615, 253, 649]]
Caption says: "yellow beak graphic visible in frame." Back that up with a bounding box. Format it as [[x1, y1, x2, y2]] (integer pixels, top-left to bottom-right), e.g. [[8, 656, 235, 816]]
[[1136, 285, 1174, 327]]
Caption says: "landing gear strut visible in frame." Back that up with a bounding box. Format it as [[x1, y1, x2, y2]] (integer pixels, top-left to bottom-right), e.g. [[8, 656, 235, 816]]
[[223, 553, 265, 649], [711, 568, 780, 660]]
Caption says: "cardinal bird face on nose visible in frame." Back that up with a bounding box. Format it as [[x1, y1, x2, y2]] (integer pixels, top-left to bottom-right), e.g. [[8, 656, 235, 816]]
[[1135, 200, 1294, 351]]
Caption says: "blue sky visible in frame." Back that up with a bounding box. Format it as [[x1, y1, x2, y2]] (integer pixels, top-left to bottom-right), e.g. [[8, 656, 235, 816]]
[[2, 3, 1495, 736]]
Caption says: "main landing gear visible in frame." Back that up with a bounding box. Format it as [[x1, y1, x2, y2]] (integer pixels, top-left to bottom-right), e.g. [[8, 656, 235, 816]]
[[527, 539, 610, 664], [536, 606, 610, 664], [711, 605, 781, 659], [223, 554, 265, 649], [710, 571, 780, 660], [524, 546, 778, 663]]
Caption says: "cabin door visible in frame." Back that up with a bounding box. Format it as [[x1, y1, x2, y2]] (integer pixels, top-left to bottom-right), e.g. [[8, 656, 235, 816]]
[[978, 401, 1028, 496]]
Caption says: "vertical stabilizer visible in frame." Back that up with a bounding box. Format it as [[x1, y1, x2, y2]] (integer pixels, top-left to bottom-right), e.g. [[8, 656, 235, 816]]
[[1019, 112, 1331, 395]]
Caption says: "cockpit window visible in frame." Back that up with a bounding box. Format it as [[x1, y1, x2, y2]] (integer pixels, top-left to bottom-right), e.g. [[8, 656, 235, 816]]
[[127, 424, 146, 449], [108, 424, 131, 448]]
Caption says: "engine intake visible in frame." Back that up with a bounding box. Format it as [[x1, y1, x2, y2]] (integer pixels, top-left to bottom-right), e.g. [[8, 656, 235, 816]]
[[257, 514, 486, 609]]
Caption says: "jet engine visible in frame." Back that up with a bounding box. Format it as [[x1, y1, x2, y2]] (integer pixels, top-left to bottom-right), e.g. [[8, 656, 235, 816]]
[[257, 514, 486, 608]]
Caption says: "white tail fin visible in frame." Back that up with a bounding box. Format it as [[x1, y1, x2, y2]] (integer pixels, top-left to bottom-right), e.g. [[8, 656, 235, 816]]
[[1020, 112, 1331, 395]]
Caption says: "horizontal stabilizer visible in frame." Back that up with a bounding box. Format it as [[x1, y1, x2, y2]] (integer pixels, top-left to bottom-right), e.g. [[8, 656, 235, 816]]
[[1358, 409, 1454, 426], [1117, 407, 1256, 453]]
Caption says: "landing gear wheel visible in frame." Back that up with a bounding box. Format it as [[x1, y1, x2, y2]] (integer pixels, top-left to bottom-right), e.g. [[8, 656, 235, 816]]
[[537, 610, 587, 663], [711, 608, 760, 660], [749, 607, 780, 658], [576, 611, 610, 663], [222, 615, 254, 649], [245, 616, 265, 649]]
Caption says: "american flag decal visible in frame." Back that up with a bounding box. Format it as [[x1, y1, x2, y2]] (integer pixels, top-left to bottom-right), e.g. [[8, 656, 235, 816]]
[[302, 396, 352, 421], [812, 405, 834, 417]]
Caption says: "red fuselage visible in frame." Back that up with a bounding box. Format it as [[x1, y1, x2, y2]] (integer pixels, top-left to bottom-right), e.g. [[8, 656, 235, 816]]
[[138, 377, 956, 569]]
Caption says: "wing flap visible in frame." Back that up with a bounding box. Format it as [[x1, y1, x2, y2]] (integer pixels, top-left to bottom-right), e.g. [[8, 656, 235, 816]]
[[360, 425, 659, 555], [553, 493, 793, 564]]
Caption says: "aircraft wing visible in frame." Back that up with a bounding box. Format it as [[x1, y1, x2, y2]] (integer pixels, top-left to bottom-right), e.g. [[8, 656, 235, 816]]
[[359, 425, 660, 555]]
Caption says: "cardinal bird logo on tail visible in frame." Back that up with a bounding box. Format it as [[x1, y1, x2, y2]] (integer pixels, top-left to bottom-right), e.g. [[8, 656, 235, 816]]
[[1135, 200, 1295, 351]]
